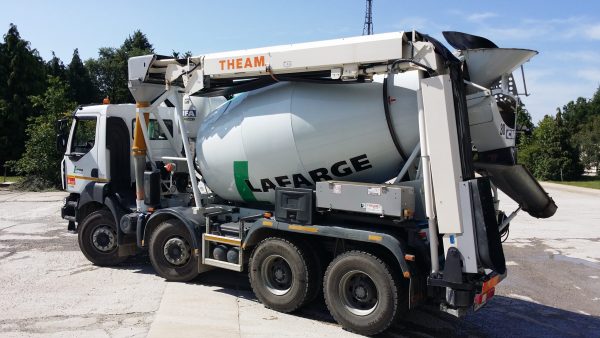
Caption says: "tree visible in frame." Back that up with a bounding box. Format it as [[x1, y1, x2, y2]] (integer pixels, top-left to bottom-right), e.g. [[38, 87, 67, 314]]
[[561, 96, 596, 134], [46, 51, 66, 80], [172, 50, 192, 59], [573, 115, 600, 174], [67, 48, 98, 103], [11, 76, 76, 189], [515, 102, 534, 148], [519, 113, 582, 181], [87, 30, 154, 103], [0, 24, 47, 170]]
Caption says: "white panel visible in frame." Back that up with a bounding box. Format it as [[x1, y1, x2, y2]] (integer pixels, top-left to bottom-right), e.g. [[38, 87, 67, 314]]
[[467, 96, 516, 152], [420, 75, 463, 234], [202, 32, 407, 77], [455, 182, 479, 273]]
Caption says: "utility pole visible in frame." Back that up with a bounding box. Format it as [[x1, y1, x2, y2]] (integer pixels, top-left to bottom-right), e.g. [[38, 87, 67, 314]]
[[363, 0, 373, 35]]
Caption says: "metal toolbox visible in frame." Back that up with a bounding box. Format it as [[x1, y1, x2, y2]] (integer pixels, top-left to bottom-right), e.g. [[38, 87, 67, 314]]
[[315, 181, 415, 218]]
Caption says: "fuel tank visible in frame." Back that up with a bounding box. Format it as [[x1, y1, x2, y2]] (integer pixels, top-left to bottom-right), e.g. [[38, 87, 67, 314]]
[[196, 73, 420, 203]]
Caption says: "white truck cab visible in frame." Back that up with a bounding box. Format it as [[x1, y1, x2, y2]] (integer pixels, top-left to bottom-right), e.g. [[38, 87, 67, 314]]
[[59, 103, 187, 231]]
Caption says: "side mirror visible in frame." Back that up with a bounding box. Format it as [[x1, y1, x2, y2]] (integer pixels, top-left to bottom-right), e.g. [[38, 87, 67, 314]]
[[55, 119, 69, 154]]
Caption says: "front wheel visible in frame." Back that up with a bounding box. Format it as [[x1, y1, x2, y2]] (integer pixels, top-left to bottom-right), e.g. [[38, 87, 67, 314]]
[[324, 251, 406, 336], [78, 209, 126, 266], [148, 219, 199, 282]]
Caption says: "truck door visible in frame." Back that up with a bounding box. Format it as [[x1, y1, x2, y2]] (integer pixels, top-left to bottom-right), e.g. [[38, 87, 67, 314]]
[[64, 114, 103, 193]]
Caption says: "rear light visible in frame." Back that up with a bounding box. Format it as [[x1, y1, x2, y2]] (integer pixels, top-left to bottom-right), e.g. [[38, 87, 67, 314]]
[[67, 176, 76, 186], [474, 287, 495, 305], [482, 275, 501, 294]]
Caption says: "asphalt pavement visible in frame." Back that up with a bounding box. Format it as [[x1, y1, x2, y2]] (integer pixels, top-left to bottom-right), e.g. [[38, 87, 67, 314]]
[[0, 183, 599, 337]]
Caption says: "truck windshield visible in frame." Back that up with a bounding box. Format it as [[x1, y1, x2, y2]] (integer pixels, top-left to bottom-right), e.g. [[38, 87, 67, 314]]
[[70, 117, 97, 155]]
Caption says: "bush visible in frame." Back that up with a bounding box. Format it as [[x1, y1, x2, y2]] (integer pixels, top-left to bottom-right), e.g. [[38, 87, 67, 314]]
[[9, 76, 75, 190]]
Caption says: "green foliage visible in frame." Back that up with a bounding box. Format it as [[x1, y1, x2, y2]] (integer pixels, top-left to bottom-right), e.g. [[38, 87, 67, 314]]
[[87, 30, 154, 103], [0, 24, 47, 168], [11, 76, 75, 189], [516, 103, 534, 132], [573, 115, 600, 173], [46, 51, 66, 80], [67, 48, 98, 103], [518, 114, 582, 181], [172, 50, 192, 58]]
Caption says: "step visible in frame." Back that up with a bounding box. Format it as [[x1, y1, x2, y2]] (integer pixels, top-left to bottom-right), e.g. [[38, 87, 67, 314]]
[[204, 233, 241, 247], [203, 258, 243, 272]]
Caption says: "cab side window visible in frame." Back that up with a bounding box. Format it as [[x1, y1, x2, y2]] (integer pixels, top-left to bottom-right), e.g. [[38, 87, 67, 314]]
[[131, 119, 173, 140], [70, 117, 97, 155]]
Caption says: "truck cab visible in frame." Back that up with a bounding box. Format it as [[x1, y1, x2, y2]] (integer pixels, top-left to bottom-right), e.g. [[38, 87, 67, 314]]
[[59, 103, 184, 234]]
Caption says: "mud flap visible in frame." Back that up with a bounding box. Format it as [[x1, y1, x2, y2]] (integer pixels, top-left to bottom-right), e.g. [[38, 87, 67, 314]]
[[470, 178, 506, 274], [475, 163, 557, 219]]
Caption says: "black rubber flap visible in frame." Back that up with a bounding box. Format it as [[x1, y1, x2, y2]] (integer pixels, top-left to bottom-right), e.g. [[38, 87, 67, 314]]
[[474, 163, 557, 218], [442, 31, 498, 50], [470, 178, 506, 275]]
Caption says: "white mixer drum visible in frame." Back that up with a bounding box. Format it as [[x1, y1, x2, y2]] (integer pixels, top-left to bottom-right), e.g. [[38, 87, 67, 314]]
[[197, 74, 420, 203]]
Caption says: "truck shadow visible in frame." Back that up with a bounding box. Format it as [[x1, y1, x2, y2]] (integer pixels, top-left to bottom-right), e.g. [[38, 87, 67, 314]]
[[112, 257, 600, 338], [189, 269, 600, 338]]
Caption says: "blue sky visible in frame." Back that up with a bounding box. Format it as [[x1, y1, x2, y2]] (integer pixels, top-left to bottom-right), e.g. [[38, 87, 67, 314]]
[[2, 0, 599, 122]]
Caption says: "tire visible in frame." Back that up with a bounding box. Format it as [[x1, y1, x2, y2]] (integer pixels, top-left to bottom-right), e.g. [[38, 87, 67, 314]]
[[78, 209, 126, 266], [324, 251, 406, 336], [249, 237, 319, 313], [148, 219, 199, 282]]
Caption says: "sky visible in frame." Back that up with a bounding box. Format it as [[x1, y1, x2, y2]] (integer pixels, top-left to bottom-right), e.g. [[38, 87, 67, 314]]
[[1, 0, 599, 122]]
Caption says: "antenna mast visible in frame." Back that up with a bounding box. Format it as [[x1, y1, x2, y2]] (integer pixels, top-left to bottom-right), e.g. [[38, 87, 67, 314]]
[[362, 0, 373, 35]]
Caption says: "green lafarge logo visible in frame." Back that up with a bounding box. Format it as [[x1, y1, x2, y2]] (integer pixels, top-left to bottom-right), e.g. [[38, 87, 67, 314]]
[[233, 154, 373, 202]]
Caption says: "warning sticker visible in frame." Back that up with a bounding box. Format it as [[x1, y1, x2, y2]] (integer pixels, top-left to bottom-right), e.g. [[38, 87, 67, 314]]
[[367, 187, 382, 196], [332, 184, 342, 194], [362, 203, 383, 214]]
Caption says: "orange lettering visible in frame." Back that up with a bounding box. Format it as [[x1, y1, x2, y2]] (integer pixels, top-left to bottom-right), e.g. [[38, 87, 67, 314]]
[[227, 59, 235, 70], [219, 60, 226, 70], [254, 56, 265, 67], [236, 58, 243, 69], [244, 57, 253, 68]]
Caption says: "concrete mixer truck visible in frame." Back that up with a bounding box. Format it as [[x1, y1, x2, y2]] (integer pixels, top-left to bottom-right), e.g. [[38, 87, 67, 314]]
[[58, 31, 556, 335]]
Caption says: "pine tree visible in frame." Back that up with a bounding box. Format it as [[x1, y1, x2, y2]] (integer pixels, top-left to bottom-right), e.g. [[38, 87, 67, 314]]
[[67, 48, 98, 103], [0, 24, 47, 169], [46, 51, 66, 80]]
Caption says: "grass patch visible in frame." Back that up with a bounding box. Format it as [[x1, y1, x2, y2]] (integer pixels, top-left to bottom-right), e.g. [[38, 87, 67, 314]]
[[551, 175, 600, 190], [1, 175, 23, 183]]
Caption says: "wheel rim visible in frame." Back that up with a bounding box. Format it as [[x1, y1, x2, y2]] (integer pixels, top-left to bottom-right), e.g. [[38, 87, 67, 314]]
[[91, 225, 116, 252], [261, 255, 293, 296], [163, 237, 191, 266], [338, 270, 379, 316]]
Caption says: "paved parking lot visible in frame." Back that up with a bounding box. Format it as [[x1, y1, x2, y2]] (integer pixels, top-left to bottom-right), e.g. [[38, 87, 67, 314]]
[[0, 183, 599, 337]]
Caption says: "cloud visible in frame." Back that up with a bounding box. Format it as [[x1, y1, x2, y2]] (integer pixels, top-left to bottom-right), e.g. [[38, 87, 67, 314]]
[[576, 68, 600, 83], [520, 66, 599, 121], [473, 16, 600, 43], [584, 24, 600, 40], [554, 51, 600, 63], [467, 12, 497, 23]]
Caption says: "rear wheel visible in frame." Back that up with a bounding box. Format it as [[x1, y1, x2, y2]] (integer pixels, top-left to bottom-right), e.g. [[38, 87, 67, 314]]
[[148, 219, 199, 282], [324, 251, 405, 335], [249, 238, 319, 313], [78, 209, 126, 266]]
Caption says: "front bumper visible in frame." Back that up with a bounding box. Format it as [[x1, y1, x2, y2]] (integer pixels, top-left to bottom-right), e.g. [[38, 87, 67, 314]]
[[61, 194, 79, 231]]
